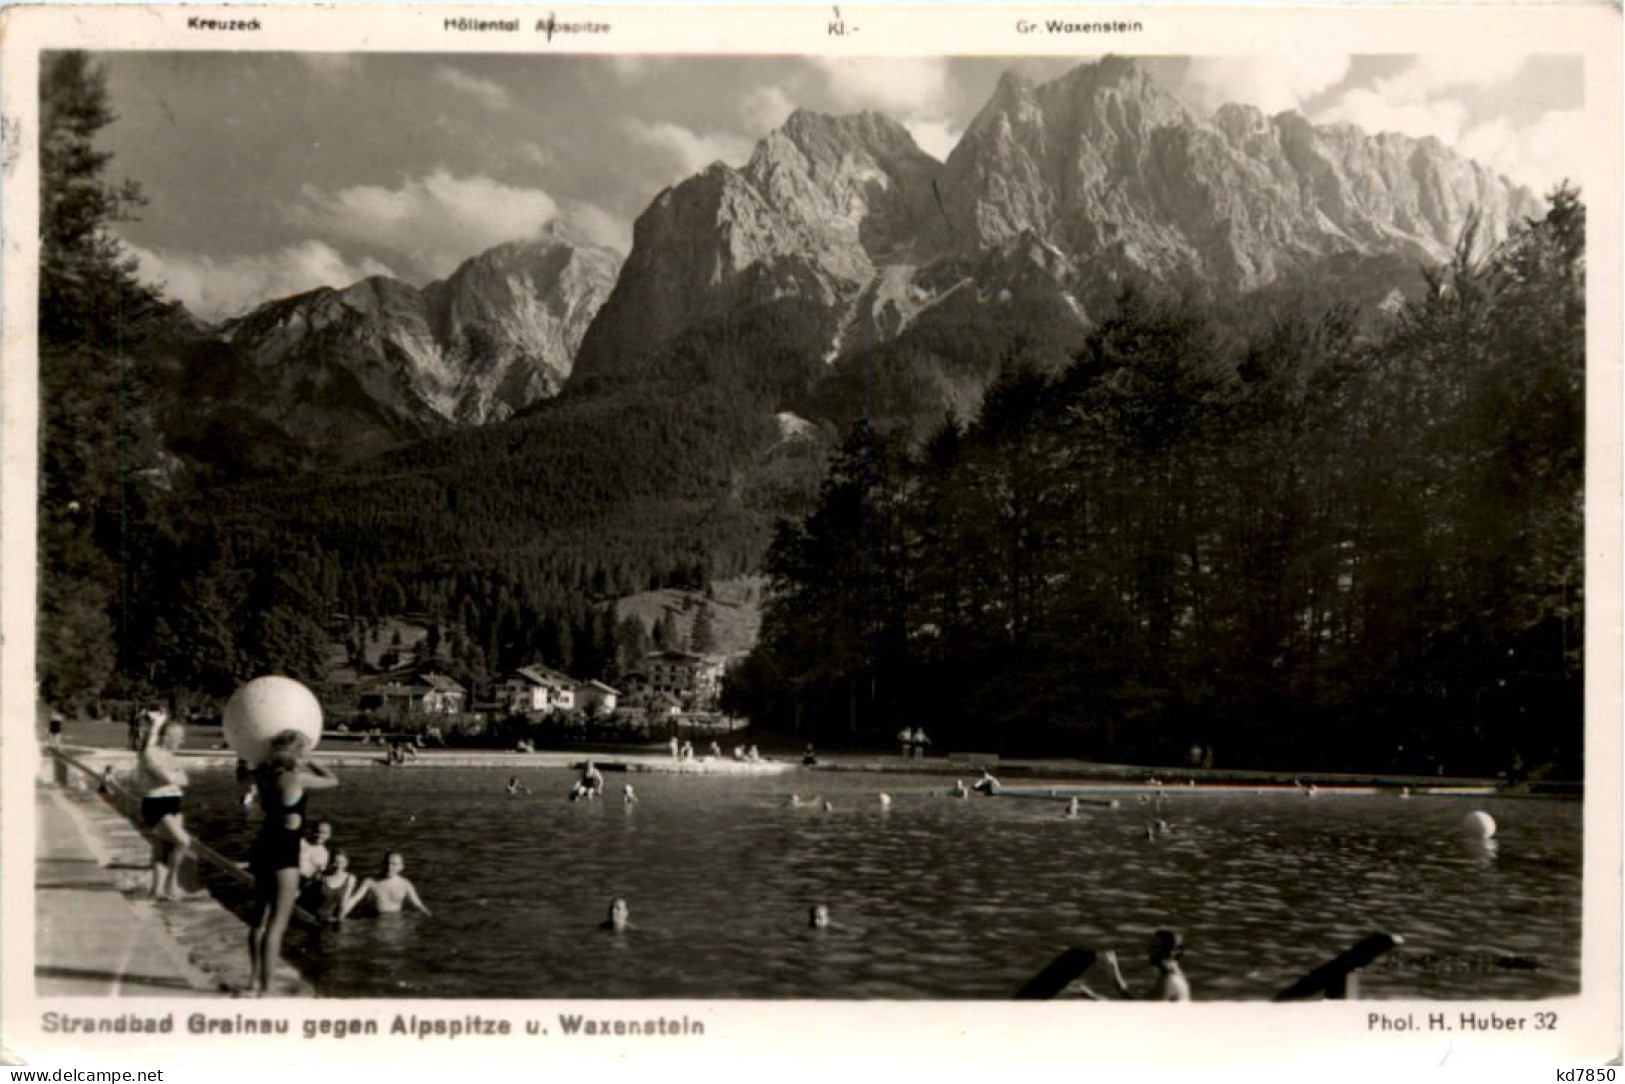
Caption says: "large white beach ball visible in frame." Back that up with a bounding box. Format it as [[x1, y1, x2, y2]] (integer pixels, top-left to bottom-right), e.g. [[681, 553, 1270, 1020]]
[[224, 676, 323, 767], [1462, 810, 1497, 841]]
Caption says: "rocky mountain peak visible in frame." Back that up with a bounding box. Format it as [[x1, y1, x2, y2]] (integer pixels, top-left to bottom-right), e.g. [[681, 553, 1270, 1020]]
[[572, 109, 942, 385]]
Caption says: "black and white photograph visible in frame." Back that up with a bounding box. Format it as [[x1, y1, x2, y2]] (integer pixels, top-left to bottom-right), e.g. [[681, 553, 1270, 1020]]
[[2, 2, 1620, 1070]]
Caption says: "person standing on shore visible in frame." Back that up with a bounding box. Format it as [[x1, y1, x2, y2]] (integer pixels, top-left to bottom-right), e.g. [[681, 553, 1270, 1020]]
[[249, 730, 339, 996], [138, 716, 192, 901]]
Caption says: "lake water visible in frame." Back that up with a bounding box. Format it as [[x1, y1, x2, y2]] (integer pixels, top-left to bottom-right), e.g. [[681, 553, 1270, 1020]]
[[185, 768, 1581, 1000]]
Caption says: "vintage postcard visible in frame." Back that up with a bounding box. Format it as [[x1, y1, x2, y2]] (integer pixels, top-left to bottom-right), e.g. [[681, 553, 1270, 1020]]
[[1, 2, 1619, 1073]]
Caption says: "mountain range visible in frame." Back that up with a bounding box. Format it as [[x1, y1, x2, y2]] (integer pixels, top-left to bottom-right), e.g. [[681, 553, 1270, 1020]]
[[142, 57, 1540, 474]]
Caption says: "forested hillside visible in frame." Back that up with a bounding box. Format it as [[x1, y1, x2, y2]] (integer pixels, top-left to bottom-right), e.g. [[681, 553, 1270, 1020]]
[[733, 196, 1585, 776]]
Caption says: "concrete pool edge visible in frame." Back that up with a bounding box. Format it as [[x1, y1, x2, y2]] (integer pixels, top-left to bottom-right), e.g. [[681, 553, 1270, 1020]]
[[36, 764, 315, 999]]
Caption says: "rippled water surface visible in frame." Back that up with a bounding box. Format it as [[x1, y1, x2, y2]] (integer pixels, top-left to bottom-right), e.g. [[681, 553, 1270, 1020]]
[[186, 768, 1580, 1000]]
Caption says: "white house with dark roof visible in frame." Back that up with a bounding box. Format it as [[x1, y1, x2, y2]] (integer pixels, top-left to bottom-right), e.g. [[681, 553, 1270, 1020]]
[[497, 665, 578, 715], [419, 673, 467, 715], [576, 679, 620, 715]]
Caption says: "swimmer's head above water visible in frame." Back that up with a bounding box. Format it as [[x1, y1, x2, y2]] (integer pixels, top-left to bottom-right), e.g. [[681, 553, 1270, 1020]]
[[809, 905, 830, 929], [1148, 930, 1184, 966], [604, 897, 630, 932], [383, 852, 405, 877]]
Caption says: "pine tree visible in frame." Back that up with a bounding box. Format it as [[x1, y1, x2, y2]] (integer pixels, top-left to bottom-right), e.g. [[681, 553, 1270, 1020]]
[[37, 52, 163, 705], [690, 602, 719, 655]]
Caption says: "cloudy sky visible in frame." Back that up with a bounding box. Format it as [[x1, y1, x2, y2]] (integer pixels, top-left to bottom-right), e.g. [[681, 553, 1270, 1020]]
[[94, 52, 1583, 321]]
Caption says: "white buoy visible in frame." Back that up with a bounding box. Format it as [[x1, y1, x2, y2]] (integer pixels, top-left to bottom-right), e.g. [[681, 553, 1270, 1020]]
[[1463, 810, 1497, 840], [223, 675, 323, 767]]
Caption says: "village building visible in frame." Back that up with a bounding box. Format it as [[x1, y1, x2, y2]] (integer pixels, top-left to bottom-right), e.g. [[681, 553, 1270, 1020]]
[[419, 673, 467, 714], [357, 671, 467, 716], [630, 650, 725, 706], [576, 679, 621, 715], [497, 665, 578, 715]]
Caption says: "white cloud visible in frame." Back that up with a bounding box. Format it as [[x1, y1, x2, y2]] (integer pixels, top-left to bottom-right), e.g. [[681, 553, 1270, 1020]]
[[905, 118, 960, 161], [1310, 57, 1576, 193], [126, 240, 395, 321], [433, 65, 512, 111], [812, 58, 949, 118], [622, 119, 754, 182], [514, 141, 557, 171], [1179, 55, 1353, 116], [739, 84, 797, 135], [1316, 88, 1468, 146], [1458, 109, 1587, 196], [811, 58, 957, 158], [563, 200, 633, 253], [291, 170, 562, 280]]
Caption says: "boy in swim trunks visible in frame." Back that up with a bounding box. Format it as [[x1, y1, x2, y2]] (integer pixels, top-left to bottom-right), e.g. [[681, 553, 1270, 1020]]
[[342, 853, 431, 917], [1078, 931, 1192, 1001], [138, 718, 192, 900]]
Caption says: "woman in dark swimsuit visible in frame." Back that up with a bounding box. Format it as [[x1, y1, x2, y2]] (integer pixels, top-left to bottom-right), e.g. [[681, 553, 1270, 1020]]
[[248, 729, 338, 996], [305, 849, 357, 923]]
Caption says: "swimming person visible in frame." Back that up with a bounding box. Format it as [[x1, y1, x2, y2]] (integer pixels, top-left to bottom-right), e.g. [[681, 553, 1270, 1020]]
[[298, 820, 334, 885], [809, 904, 831, 930], [235, 759, 256, 818], [250, 730, 339, 996], [342, 853, 431, 917], [304, 849, 357, 924], [972, 769, 1001, 795], [138, 717, 192, 901], [950, 780, 969, 799], [1082, 931, 1192, 1001], [1063, 797, 1081, 819], [580, 760, 605, 797], [505, 776, 531, 796], [601, 897, 630, 933], [623, 784, 639, 806]]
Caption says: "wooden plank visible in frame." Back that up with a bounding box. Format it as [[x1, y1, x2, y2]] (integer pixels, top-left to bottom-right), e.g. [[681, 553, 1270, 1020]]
[[1275, 932, 1403, 1001], [1013, 947, 1098, 1000]]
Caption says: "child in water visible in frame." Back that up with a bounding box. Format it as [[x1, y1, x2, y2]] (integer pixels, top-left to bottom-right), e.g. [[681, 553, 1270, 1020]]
[[341, 853, 431, 917], [600, 897, 631, 933]]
